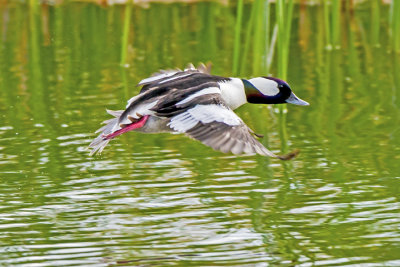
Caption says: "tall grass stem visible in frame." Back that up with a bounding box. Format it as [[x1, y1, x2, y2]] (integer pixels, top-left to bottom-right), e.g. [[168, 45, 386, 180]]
[[371, 0, 380, 46], [240, 1, 257, 75], [120, 0, 132, 66], [331, 0, 341, 49], [275, 0, 294, 154], [232, 0, 244, 75], [252, 0, 265, 75], [391, 0, 400, 52]]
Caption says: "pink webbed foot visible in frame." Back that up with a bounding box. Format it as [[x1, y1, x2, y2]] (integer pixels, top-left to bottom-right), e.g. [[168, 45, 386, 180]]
[[102, 115, 149, 140]]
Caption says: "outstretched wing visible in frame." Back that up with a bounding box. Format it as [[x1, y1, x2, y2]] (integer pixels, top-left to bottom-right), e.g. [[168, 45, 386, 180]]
[[152, 91, 281, 158], [137, 63, 212, 93]]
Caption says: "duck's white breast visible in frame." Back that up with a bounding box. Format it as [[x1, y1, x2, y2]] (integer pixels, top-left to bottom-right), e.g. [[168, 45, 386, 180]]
[[219, 78, 247, 110]]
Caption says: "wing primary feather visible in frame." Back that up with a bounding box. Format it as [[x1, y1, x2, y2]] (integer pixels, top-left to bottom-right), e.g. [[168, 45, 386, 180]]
[[219, 137, 237, 153], [231, 140, 244, 154], [205, 132, 231, 150]]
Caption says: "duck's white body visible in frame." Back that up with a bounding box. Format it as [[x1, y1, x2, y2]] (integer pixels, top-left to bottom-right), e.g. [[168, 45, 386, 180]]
[[89, 64, 308, 159]]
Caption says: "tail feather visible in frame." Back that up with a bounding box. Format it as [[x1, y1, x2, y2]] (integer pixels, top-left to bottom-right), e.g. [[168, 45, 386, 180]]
[[106, 109, 123, 117], [88, 137, 110, 156], [89, 110, 123, 155], [95, 118, 118, 133]]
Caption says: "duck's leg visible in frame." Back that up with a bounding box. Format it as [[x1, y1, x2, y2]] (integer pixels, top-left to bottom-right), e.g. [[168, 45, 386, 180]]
[[253, 132, 264, 138], [102, 115, 150, 140], [277, 149, 300, 160]]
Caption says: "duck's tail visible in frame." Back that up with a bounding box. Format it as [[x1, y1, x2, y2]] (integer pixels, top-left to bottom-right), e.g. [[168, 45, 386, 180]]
[[88, 109, 123, 156]]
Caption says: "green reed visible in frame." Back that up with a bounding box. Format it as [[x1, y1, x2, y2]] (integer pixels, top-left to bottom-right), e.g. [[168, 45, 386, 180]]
[[345, 0, 361, 79], [390, 0, 400, 53], [28, 0, 43, 101], [323, 1, 331, 49], [252, 0, 268, 75], [28, 0, 40, 67], [232, 0, 244, 76], [323, 0, 341, 50], [275, 0, 294, 155], [275, 0, 294, 80], [238, 4, 256, 76], [371, 0, 380, 47], [238, 0, 271, 76], [331, 0, 341, 49], [120, 0, 132, 66], [233, 0, 295, 155]]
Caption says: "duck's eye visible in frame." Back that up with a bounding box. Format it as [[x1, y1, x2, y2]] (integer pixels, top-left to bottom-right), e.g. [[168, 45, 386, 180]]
[[278, 84, 284, 88]]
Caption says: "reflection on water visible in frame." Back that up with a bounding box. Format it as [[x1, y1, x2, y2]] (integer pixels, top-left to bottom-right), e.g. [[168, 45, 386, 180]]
[[0, 2, 400, 266]]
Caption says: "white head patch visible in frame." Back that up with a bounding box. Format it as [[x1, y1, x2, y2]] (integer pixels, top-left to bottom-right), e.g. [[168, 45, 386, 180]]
[[248, 77, 279, 96]]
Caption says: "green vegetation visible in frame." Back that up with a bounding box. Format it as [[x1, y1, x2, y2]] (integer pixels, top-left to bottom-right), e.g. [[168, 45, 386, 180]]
[[390, 0, 400, 52], [228, 0, 399, 155], [231, 0, 399, 76], [5, 0, 398, 158], [121, 0, 132, 66], [232, 0, 244, 75], [0, 2, 400, 266]]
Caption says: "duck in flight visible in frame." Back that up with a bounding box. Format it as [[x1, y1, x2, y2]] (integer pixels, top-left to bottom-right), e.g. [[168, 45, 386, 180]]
[[89, 63, 309, 159]]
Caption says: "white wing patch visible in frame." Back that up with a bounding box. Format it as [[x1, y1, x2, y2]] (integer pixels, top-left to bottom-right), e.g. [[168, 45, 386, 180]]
[[168, 104, 242, 132], [176, 87, 220, 105]]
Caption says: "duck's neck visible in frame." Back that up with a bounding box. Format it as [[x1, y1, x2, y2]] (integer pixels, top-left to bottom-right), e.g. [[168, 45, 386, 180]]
[[219, 78, 248, 110], [242, 79, 259, 99]]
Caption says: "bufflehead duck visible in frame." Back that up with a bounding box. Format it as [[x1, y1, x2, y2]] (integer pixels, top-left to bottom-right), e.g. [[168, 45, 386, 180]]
[[89, 63, 309, 159]]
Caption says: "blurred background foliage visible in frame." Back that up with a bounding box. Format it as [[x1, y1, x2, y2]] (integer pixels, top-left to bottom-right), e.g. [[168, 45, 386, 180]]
[[0, 0, 400, 266]]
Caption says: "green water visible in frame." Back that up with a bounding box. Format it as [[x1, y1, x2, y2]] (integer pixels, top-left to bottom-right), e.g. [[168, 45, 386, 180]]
[[1, 2, 400, 266]]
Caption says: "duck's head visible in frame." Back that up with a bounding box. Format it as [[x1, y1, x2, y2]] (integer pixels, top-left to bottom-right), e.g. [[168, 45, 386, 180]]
[[243, 77, 309, 106]]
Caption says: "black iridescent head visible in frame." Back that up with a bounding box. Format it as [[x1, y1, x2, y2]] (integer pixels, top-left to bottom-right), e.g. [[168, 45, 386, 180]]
[[243, 77, 309, 105]]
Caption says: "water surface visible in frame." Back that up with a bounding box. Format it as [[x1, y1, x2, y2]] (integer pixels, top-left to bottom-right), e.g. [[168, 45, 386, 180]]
[[0, 2, 399, 266]]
